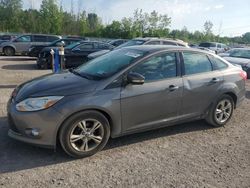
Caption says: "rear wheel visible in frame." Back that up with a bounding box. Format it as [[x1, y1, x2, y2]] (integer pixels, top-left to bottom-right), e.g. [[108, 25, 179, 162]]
[[3, 47, 15, 56], [59, 111, 110, 158], [206, 94, 234, 127]]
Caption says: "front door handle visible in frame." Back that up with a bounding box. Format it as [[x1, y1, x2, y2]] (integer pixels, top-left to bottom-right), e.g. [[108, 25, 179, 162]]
[[169, 85, 179, 91]]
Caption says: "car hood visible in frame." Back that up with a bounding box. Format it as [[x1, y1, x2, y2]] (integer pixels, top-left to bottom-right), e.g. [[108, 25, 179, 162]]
[[41, 47, 59, 52], [223, 57, 250, 66], [15, 71, 98, 102]]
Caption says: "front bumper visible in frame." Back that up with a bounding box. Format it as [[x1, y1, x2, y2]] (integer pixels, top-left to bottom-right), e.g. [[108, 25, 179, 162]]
[[7, 99, 64, 148]]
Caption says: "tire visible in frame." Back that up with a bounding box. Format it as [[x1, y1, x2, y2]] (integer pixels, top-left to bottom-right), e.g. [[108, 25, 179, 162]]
[[59, 111, 110, 158], [206, 94, 234, 127], [3, 47, 15, 56], [40, 63, 48, 70], [246, 70, 250, 79]]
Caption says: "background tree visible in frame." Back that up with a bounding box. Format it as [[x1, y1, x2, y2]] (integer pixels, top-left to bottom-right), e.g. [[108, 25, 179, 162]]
[[204, 20, 213, 35], [0, 0, 22, 32], [40, 0, 62, 34]]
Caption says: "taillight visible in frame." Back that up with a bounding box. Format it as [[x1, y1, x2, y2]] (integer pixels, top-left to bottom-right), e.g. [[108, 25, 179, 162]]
[[240, 70, 247, 80]]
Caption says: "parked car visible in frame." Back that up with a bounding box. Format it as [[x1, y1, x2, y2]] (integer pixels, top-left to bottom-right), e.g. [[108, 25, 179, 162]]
[[8, 45, 246, 158], [28, 38, 84, 57], [0, 34, 19, 41], [37, 41, 114, 69], [88, 38, 189, 60], [221, 48, 250, 78], [37, 42, 81, 69], [0, 34, 61, 56], [108, 39, 128, 47], [199, 42, 228, 54], [0, 34, 19, 46]]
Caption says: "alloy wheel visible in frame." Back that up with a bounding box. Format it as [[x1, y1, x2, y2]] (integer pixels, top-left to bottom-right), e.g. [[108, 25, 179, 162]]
[[69, 119, 104, 152], [214, 99, 232, 124]]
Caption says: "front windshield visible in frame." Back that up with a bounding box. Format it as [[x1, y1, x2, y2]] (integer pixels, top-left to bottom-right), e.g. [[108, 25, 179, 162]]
[[49, 39, 61, 46], [65, 42, 81, 49], [230, 49, 250, 59], [75, 48, 147, 79], [116, 40, 145, 49]]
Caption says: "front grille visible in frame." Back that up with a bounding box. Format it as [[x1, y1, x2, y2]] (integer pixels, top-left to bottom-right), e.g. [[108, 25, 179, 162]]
[[8, 114, 20, 133]]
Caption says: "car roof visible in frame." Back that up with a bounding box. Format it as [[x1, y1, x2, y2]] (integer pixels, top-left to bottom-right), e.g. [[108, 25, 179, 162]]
[[123, 45, 211, 54], [132, 37, 188, 46]]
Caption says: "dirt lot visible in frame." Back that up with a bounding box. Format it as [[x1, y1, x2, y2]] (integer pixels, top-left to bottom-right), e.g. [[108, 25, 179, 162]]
[[0, 56, 249, 188]]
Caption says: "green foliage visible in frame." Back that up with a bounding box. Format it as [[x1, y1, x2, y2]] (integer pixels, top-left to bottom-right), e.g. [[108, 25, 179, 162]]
[[0, 1, 249, 45]]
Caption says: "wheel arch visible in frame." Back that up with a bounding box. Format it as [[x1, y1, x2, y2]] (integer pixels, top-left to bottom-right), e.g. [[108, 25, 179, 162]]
[[224, 91, 237, 108], [3, 45, 16, 51], [55, 108, 115, 147]]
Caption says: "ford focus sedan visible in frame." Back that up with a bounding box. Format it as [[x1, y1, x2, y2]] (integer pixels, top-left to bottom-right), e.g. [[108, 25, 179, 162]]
[[7, 46, 246, 158]]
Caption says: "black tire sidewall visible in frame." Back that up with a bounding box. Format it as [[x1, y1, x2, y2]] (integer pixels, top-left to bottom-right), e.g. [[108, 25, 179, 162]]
[[59, 111, 110, 158]]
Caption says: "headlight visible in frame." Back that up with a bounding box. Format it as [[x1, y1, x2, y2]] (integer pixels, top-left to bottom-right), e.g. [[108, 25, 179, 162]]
[[28, 47, 34, 52], [16, 96, 63, 112]]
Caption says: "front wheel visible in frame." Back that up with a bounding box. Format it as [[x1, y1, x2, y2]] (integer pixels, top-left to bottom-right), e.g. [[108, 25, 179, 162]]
[[206, 94, 234, 127], [59, 111, 110, 158]]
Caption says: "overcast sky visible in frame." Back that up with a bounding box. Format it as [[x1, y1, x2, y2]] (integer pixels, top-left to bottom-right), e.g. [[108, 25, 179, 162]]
[[22, 0, 250, 37]]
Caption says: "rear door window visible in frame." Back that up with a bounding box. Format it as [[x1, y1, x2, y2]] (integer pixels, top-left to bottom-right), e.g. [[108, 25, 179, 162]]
[[47, 36, 60, 42], [146, 41, 161, 45], [33, 35, 47, 42], [162, 41, 176, 46], [183, 52, 212, 75]]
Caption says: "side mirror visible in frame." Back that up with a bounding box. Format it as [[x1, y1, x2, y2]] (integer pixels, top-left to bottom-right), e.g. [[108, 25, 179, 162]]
[[127, 72, 145, 85], [72, 47, 80, 52]]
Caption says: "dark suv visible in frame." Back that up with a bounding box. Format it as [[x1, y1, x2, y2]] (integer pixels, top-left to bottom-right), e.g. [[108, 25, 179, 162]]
[[8, 46, 246, 158], [28, 38, 83, 57], [37, 41, 114, 69]]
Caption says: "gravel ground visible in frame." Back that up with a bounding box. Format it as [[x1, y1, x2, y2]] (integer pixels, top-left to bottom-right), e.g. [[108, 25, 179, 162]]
[[0, 57, 249, 188]]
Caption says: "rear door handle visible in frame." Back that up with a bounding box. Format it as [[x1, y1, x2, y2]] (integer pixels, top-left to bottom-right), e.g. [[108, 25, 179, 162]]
[[210, 78, 220, 83], [169, 85, 179, 91]]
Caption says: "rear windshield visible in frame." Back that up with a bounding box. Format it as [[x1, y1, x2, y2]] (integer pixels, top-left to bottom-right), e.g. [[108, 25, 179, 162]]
[[229, 49, 250, 59], [199, 43, 216, 48], [116, 40, 145, 49]]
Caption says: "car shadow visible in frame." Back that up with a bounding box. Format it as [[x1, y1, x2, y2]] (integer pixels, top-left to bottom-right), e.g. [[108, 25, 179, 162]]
[[245, 90, 250, 99], [1, 64, 37, 70], [0, 57, 36, 61], [0, 116, 213, 174], [0, 85, 17, 89]]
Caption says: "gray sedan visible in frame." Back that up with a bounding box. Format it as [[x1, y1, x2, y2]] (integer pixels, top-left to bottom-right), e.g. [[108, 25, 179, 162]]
[[7, 46, 246, 158]]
